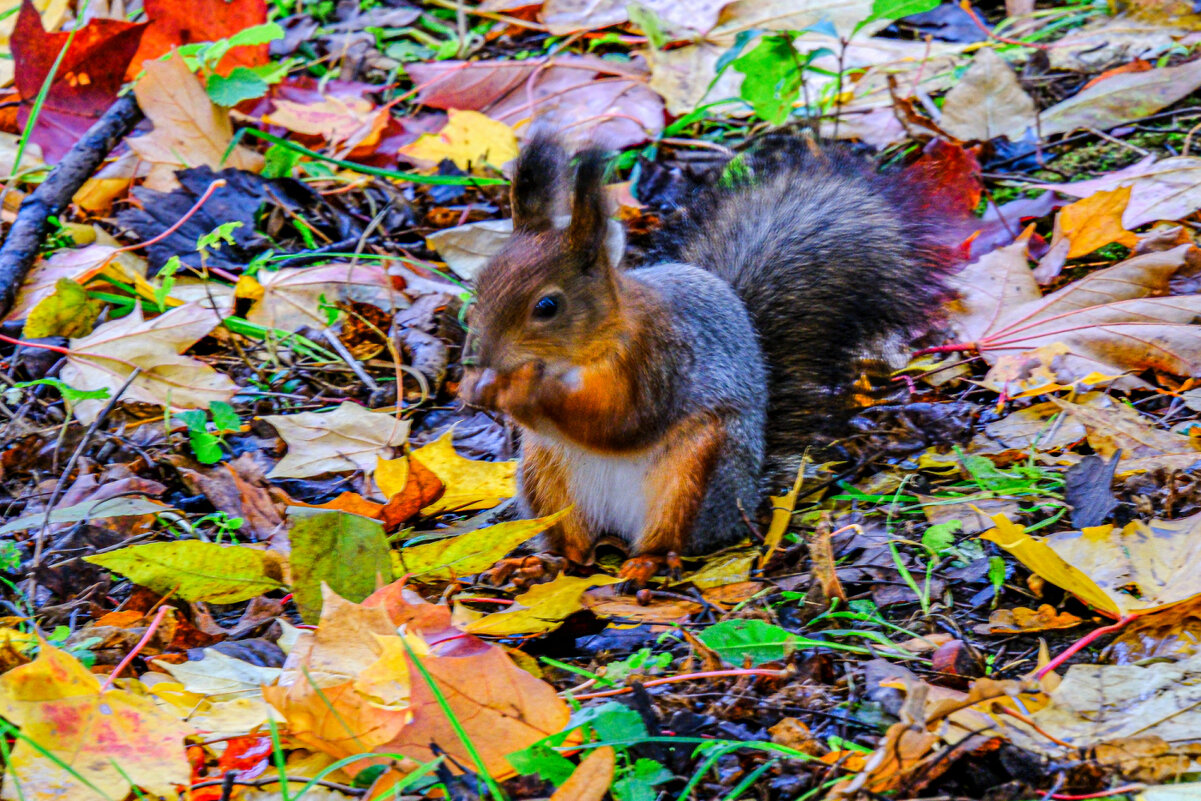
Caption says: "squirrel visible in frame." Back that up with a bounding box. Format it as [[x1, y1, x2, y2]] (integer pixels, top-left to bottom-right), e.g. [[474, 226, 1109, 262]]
[[459, 133, 955, 587]]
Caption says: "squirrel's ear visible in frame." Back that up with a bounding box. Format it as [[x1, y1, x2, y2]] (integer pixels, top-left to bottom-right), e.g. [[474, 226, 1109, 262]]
[[511, 133, 564, 233], [566, 149, 610, 262]]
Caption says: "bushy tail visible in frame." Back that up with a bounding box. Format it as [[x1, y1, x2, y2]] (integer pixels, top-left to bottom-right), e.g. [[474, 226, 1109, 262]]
[[648, 136, 958, 479]]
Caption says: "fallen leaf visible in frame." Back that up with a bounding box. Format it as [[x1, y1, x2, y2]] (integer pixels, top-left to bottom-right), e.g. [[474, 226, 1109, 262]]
[[263, 92, 390, 157], [581, 586, 702, 623], [0, 641, 192, 801], [289, 508, 393, 623], [411, 428, 517, 513], [1034, 155, 1201, 230], [427, 216, 626, 282], [465, 574, 622, 636], [10, 0, 147, 161], [947, 242, 1200, 390], [378, 457, 444, 530], [976, 604, 1085, 634], [133, 0, 269, 76], [1055, 186, 1139, 258], [85, 541, 286, 603], [982, 511, 1201, 617], [239, 262, 397, 332], [399, 109, 518, 170], [396, 510, 570, 581], [127, 50, 264, 191], [698, 618, 796, 666], [60, 301, 238, 424], [686, 552, 755, 590], [263, 402, 410, 479], [1039, 58, 1201, 138], [550, 746, 616, 801], [23, 277, 101, 338], [1052, 398, 1198, 461], [939, 48, 1036, 141], [406, 55, 663, 150]]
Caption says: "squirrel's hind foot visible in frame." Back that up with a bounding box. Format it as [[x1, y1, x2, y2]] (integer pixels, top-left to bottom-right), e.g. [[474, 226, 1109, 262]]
[[482, 553, 569, 590], [618, 551, 683, 592]]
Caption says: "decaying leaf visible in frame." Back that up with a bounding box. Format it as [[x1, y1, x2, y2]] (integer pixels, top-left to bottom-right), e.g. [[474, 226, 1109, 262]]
[[0, 641, 192, 801], [60, 301, 239, 423], [939, 48, 1036, 142], [264, 402, 410, 479]]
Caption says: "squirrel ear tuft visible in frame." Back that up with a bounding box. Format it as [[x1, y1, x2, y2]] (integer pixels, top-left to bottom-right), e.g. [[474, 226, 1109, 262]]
[[566, 149, 610, 263], [511, 132, 565, 233]]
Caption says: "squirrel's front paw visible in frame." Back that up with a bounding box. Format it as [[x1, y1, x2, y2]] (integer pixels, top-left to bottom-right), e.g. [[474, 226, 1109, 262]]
[[482, 552, 568, 589]]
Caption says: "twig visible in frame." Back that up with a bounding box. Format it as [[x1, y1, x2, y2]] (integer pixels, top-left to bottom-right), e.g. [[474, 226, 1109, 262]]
[[321, 329, 379, 392], [189, 775, 366, 796], [0, 93, 144, 320], [99, 604, 171, 692]]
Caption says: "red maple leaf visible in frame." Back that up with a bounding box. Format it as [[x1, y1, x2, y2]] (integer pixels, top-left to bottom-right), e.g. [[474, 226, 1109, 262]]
[[11, 0, 146, 162], [132, 0, 269, 76]]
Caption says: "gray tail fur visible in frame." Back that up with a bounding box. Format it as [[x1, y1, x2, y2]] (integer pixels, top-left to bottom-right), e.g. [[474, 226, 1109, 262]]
[[648, 137, 958, 482]]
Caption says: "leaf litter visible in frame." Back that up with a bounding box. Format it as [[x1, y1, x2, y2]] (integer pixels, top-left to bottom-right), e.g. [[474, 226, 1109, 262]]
[[1, 1, 1201, 800]]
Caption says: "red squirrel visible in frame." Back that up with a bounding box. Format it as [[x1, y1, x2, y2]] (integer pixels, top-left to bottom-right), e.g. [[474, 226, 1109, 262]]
[[460, 134, 954, 587]]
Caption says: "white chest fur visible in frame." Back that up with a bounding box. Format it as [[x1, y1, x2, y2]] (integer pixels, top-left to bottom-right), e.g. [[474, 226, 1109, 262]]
[[525, 433, 652, 544]]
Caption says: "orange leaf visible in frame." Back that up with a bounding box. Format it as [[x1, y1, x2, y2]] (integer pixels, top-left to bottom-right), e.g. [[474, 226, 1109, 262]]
[[551, 746, 616, 801], [1057, 186, 1138, 258], [381, 457, 445, 530]]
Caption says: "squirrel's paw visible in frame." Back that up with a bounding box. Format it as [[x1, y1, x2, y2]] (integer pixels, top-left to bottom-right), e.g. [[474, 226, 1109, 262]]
[[618, 552, 683, 591], [482, 552, 567, 590]]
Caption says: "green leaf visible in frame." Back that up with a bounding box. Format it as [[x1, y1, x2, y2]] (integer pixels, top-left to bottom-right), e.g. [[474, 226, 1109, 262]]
[[288, 508, 392, 623], [210, 401, 241, 433], [921, 521, 961, 558], [613, 758, 673, 801], [227, 22, 286, 48], [732, 33, 803, 125], [22, 278, 101, 338], [697, 618, 797, 666], [155, 255, 180, 311], [85, 541, 285, 603], [175, 409, 207, 434], [863, 0, 940, 27], [988, 555, 1007, 591], [206, 67, 270, 106], [395, 510, 569, 580], [262, 143, 302, 179], [504, 742, 576, 784], [189, 430, 222, 464], [14, 378, 109, 407], [627, 2, 668, 49]]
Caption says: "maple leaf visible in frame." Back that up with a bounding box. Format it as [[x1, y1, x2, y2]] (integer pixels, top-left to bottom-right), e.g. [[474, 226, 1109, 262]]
[[132, 0, 269, 76], [10, 0, 147, 161], [263, 401, 409, 479], [236, 262, 397, 332], [410, 428, 516, 513], [398, 109, 519, 170], [262, 90, 391, 157], [1033, 155, 1201, 230], [127, 50, 263, 192], [945, 236, 1201, 391], [5, 238, 151, 322], [0, 641, 192, 801], [59, 301, 238, 423]]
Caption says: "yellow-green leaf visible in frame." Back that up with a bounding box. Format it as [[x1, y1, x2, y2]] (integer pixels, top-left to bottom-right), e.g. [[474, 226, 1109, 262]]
[[23, 278, 101, 338], [85, 541, 285, 603], [288, 507, 393, 623], [395, 509, 569, 581], [465, 574, 622, 636]]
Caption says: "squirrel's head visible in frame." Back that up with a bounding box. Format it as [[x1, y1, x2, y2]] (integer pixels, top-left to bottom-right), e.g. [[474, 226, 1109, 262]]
[[466, 135, 618, 374]]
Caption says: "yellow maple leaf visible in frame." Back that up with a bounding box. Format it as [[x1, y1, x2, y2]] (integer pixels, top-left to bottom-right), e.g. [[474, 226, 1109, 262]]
[[411, 428, 517, 513], [399, 109, 518, 171]]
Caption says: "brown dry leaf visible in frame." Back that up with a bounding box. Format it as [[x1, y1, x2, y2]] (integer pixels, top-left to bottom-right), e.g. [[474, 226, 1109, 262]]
[[708, 0, 881, 40], [939, 48, 1036, 142], [127, 50, 263, 191], [534, 0, 727, 36], [1005, 650, 1201, 764], [976, 604, 1085, 634], [0, 641, 193, 801], [983, 511, 1201, 618], [971, 399, 1087, 454], [1033, 155, 1201, 230], [406, 55, 662, 151], [582, 585, 702, 623], [6, 238, 150, 322], [1052, 397, 1198, 461], [264, 402, 410, 479], [262, 94, 389, 156], [1039, 58, 1201, 138], [1107, 596, 1201, 664], [237, 262, 397, 332], [947, 242, 1201, 390], [550, 746, 616, 801], [1056, 186, 1139, 259], [60, 301, 237, 424]]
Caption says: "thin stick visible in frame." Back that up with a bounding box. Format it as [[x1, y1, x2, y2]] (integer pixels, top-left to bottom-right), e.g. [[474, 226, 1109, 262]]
[[568, 668, 791, 700], [99, 604, 171, 691]]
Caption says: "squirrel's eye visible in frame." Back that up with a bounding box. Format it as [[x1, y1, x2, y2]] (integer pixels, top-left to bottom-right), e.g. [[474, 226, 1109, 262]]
[[532, 294, 561, 320]]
